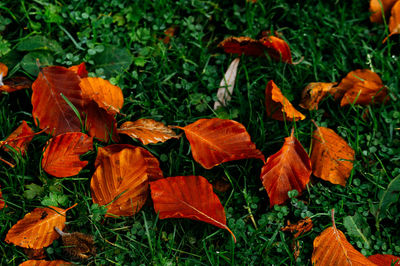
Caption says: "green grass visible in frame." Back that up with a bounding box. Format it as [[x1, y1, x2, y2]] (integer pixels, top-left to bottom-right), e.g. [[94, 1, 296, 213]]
[[1, 0, 400, 265]]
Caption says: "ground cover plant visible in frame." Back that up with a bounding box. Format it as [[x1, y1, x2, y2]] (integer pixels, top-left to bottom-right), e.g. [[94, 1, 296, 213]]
[[0, 0, 400, 265]]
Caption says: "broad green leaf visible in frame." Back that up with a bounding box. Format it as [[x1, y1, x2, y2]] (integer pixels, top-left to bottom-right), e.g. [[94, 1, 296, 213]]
[[93, 45, 133, 78], [16, 35, 63, 54], [343, 212, 371, 248], [23, 183, 44, 200], [21, 51, 54, 76], [373, 175, 400, 228]]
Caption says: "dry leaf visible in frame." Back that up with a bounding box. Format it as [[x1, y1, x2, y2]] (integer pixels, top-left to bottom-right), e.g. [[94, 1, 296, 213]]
[[370, 0, 398, 23], [0, 185, 5, 209], [368, 254, 400, 265], [5, 204, 77, 249], [265, 80, 305, 121], [176, 118, 265, 169], [218, 36, 266, 56], [23, 248, 46, 260], [162, 26, 179, 44], [260, 129, 311, 207], [214, 58, 240, 109], [0, 76, 32, 93], [84, 100, 119, 142], [281, 217, 313, 238], [117, 119, 180, 145], [19, 260, 72, 266], [150, 175, 236, 242], [299, 82, 338, 110], [260, 35, 292, 64], [41, 132, 93, 178], [0, 62, 8, 81], [312, 210, 376, 266], [55, 227, 96, 260], [1, 121, 35, 155], [387, 1, 400, 40], [68, 62, 88, 78]]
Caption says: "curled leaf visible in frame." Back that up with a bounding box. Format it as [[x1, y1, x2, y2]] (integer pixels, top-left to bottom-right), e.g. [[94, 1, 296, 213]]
[[84, 100, 119, 142], [369, 0, 398, 23], [55, 227, 96, 260], [384, 1, 400, 42], [0, 62, 8, 80], [299, 82, 338, 110], [1, 121, 35, 155], [1, 77, 32, 93], [214, 58, 240, 109], [218, 36, 265, 56], [260, 35, 292, 64], [0, 185, 5, 209], [281, 217, 313, 238]]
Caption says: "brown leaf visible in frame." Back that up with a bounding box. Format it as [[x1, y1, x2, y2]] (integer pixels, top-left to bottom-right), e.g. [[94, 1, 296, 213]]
[[23, 248, 46, 260], [311, 125, 355, 186], [370, 0, 398, 23], [281, 217, 313, 238], [214, 58, 240, 109], [31, 66, 85, 136], [42, 132, 93, 178], [84, 100, 119, 142], [176, 118, 265, 169], [68, 62, 88, 78], [265, 80, 305, 121], [5, 204, 77, 249], [55, 227, 96, 260], [1, 121, 35, 155], [299, 82, 338, 110], [218, 36, 266, 56], [1, 77, 32, 93], [260, 129, 311, 207], [150, 175, 236, 242], [19, 260, 72, 266], [260, 35, 292, 64], [368, 254, 400, 265], [117, 119, 180, 145], [312, 210, 376, 266]]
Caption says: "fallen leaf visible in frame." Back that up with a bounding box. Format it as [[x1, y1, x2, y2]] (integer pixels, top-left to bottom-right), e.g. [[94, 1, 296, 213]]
[[340, 80, 388, 106], [19, 260, 72, 266], [0, 76, 32, 93], [23, 248, 46, 260], [1, 121, 35, 155], [162, 26, 179, 44], [117, 119, 180, 145], [80, 77, 123, 115], [0, 185, 5, 209], [368, 254, 400, 265], [31, 66, 85, 136], [260, 35, 292, 64], [312, 210, 377, 266], [281, 217, 313, 238], [41, 132, 93, 178], [68, 62, 88, 78], [311, 124, 354, 186], [150, 175, 236, 242], [369, 0, 398, 23], [218, 36, 265, 56], [214, 58, 240, 109], [91, 145, 162, 216], [265, 80, 305, 121], [0, 62, 8, 81], [260, 129, 311, 207], [386, 1, 400, 40], [212, 178, 231, 193], [5, 204, 77, 249], [299, 82, 338, 110], [176, 118, 265, 169], [84, 100, 119, 142], [54, 227, 96, 260]]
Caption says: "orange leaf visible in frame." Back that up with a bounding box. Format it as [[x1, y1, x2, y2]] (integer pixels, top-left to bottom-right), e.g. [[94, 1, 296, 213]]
[[0, 77, 32, 93], [5, 204, 77, 249], [31, 66, 85, 135], [177, 118, 265, 169], [265, 80, 305, 121], [0, 185, 5, 209], [368, 254, 400, 265], [260, 35, 292, 64], [369, 0, 398, 23], [84, 100, 119, 142], [19, 260, 72, 266], [312, 210, 376, 266], [387, 1, 400, 40], [2, 121, 35, 155], [281, 217, 313, 238], [68, 62, 88, 78], [311, 125, 354, 186], [91, 145, 162, 216], [150, 175, 236, 242], [162, 26, 179, 44], [218, 36, 266, 56], [41, 132, 93, 178], [260, 129, 311, 207], [117, 119, 180, 145], [299, 82, 338, 110], [0, 62, 8, 79]]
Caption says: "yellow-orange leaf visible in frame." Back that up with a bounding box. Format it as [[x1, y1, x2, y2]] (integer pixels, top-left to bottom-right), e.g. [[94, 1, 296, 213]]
[[311, 125, 355, 186], [368, 254, 400, 265], [265, 80, 305, 121], [260, 129, 311, 207], [0, 62, 8, 79], [177, 118, 265, 169], [2, 121, 35, 155], [91, 145, 162, 216], [281, 217, 313, 238], [370, 0, 398, 23], [387, 2, 400, 40], [19, 260, 72, 266], [80, 77, 123, 115], [5, 204, 77, 249], [299, 82, 338, 110], [118, 119, 180, 145], [68, 62, 88, 78]]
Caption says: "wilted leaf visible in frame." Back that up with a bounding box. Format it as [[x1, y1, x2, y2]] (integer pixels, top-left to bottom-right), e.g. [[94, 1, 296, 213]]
[[368, 254, 400, 265], [177, 118, 265, 169], [387, 1, 400, 40], [311, 125, 355, 186], [312, 210, 376, 266], [265, 80, 305, 121], [80, 77, 123, 115], [5, 204, 77, 249], [343, 213, 371, 249], [84, 101, 119, 142], [93, 45, 133, 78], [369, 0, 398, 23], [16, 35, 63, 54], [68, 62, 88, 78], [21, 51, 54, 76], [19, 260, 72, 266], [23, 247, 46, 260], [260, 129, 311, 207], [1, 121, 35, 155], [260, 35, 292, 64], [41, 132, 93, 178], [32, 66, 85, 135], [118, 119, 180, 145], [218, 36, 265, 56], [0, 76, 32, 93], [91, 145, 162, 216], [281, 217, 313, 238], [55, 228, 96, 260], [150, 175, 236, 241], [0, 185, 5, 209], [299, 82, 338, 110], [214, 58, 240, 109]]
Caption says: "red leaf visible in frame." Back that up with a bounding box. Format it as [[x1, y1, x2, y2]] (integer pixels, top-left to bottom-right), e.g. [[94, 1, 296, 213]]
[[0, 185, 5, 209], [260, 35, 293, 64], [368, 254, 400, 265], [1, 121, 35, 155], [218, 36, 266, 56], [260, 129, 311, 207], [68, 62, 88, 78], [150, 175, 236, 242], [84, 100, 119, 142], [42, 132, 93, 178]]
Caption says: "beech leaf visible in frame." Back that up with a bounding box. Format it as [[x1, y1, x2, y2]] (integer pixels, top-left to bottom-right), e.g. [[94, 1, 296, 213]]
[[260, 35, 292, 64], [218, 36, 265, 56], [299, 82, 338, 110], [0, 185, 5, 209], [368, 254, 400, 265], [1, 121, 35, 155], [19, 260, 72, 266], [369, 0, 398, 23]]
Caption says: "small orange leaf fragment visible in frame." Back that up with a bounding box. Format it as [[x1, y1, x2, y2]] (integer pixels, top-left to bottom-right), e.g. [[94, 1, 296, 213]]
[[260, 35, 292, 64], [162, 26, 179, 44], [368, 254, 400, 265], [281, 217, 313, 238], [0, 77, 32, 93], [265, 80, 305, 121], [68, 62, 88, 78], [0, 62, 8, 79], [5, 204, 77, 249], [19, 260, 72, 266], [150, 175, 236, 242], [311, 125, 355, 186], [260, 129, 311, 207], [0, 185, 5, 209], [118, 119, 180, 145], [299, 82, 338, 110], [2, 121, 35, 155]]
